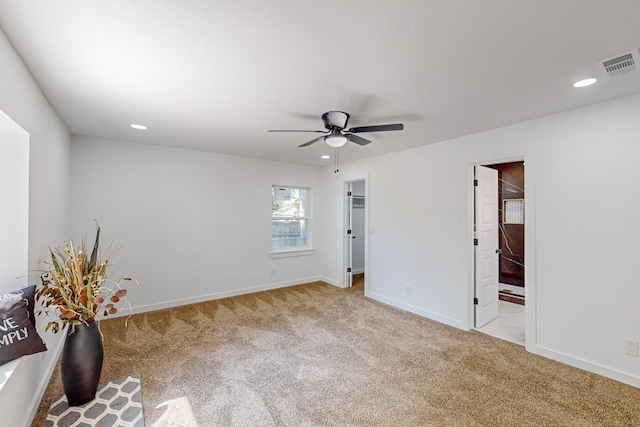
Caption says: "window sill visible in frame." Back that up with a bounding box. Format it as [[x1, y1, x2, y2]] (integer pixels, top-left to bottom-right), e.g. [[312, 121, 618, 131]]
[[270, 248, 314, 259]]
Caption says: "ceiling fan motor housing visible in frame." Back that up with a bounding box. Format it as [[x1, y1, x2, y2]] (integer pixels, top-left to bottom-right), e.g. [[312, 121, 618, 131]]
[[322, 111, 349, 130]]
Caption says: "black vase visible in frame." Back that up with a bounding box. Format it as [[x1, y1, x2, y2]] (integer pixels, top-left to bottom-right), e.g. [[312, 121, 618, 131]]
[[61, 321, 104, 406]]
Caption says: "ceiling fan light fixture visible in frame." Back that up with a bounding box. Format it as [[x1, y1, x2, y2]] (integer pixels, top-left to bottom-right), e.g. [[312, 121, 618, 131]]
[[324, 134, 348, 148]]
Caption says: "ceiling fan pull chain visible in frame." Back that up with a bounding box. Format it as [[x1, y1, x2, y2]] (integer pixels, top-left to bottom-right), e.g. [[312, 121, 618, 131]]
[[334, 147, 339, 173]]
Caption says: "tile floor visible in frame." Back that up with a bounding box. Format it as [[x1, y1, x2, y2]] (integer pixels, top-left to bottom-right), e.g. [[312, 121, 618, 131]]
[[476, 300, 525, 345]]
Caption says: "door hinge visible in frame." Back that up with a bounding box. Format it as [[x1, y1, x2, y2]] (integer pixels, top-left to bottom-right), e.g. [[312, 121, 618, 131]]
[[473, 238, 478, 246], [347, 191, 352, 196], [347, 229, 352, 235], [473, 298, 478, 305], [473, 179, 478, 187], [347, 267, 352, 273]]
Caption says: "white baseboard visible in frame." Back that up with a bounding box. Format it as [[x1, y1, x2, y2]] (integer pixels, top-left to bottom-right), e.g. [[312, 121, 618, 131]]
[[366, 291, 464, 329], [530, 344, 640, 388], [366, 292, 639, 388], [126, 276, 324, 316], [319, 276, 344, 288]]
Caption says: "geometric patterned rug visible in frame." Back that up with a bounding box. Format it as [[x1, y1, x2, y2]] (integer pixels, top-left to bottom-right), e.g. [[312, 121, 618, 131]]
[[43, 374, 144, 427]]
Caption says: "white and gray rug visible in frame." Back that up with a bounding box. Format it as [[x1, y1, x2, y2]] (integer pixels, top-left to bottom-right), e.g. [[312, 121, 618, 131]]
[[43, 374, 143, 427]]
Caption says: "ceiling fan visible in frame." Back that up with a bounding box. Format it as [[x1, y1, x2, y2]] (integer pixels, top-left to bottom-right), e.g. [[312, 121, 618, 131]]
[[268, 111, 404, 148]]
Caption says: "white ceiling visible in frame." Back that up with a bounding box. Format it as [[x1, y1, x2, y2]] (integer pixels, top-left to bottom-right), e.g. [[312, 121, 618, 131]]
[[1, 1, 640, 166]]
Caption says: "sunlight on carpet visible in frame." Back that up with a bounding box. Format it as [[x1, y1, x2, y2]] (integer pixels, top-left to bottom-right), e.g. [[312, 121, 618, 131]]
[[151, 396, 198, 427]]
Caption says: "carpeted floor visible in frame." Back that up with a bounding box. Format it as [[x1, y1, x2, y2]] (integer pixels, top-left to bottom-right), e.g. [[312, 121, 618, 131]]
[[32, 279, 640, 426]]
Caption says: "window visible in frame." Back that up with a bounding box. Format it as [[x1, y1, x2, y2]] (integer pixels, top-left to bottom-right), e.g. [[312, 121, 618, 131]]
[[503, 198, 524, 224], [272, 186, 310, 250]]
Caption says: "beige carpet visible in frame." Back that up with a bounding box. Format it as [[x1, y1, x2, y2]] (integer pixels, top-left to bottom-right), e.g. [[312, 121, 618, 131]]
[[33, 280, 640, 426]]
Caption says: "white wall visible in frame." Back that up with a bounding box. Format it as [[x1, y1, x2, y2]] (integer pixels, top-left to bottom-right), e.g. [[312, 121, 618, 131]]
[[0, 29, 71, 427], [0, 111, 30, 403], [70, 136, 325, 313], [0, 111, 29, 291], [320, 93, 640, 387]]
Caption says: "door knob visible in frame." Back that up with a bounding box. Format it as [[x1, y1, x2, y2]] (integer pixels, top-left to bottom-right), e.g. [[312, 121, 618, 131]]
[[495, 249, 502, 254]]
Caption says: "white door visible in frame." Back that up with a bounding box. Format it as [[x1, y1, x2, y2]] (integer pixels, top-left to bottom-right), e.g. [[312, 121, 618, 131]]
[[475, 165, 499, 327], [347, 183, 354, 287]]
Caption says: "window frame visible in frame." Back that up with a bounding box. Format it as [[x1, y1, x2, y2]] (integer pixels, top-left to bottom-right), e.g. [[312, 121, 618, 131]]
[[270, 185, 313, 257]]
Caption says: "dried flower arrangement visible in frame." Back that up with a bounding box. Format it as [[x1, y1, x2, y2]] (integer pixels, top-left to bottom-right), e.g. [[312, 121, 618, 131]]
[[36, 226, 135, 334]]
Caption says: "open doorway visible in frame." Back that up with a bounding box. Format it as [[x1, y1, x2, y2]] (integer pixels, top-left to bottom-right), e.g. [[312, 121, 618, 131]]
[[474, 161, 525, 345], [345, 179, 366, 291]]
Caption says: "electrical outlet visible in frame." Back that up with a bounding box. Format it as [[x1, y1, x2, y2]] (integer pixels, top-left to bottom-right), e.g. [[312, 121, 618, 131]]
[[625, 339, 638, 357], [405, 285, 412, 295], [270, 268, 276, 276]]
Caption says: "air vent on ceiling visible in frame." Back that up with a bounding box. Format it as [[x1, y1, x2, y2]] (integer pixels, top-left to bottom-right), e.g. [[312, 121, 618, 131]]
[[598, 49, 639, 78]]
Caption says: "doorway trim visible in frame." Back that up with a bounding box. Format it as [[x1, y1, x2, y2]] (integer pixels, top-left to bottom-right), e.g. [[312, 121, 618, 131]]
[[343, 177, 368, 292], [469, 154, 536, 351]]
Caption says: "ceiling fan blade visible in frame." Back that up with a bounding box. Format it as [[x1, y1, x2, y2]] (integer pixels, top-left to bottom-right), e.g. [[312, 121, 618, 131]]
[[348, 123, 404, 133], [292, 113, 322, 121], [346, 133, 371, 146], [299, 135, 326, 147], [268, 129, 326, 133], [349, 112, 422, 126]]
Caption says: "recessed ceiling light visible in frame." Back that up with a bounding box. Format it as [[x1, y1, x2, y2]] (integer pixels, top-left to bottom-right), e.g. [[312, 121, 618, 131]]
[[573, 78, 597, 88], [131, 124, 147, 130], [321, 155, 330, 159]]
